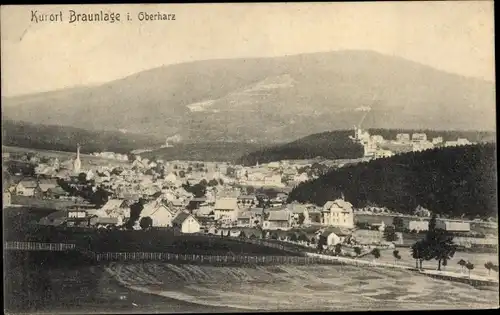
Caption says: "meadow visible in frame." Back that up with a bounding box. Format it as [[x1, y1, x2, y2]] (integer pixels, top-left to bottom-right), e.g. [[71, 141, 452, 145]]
[[105, 262, 498, 311]]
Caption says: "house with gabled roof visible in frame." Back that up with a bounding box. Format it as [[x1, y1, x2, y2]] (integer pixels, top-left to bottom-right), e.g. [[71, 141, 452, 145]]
[[263, 208, 292, 230], [140, 204, 176, 228], [172, 212, 201, 234], [322, 198, 355, 229], [214, 197, 240, 222], [14, 180, 40, 197], [320, 227, 352, 246]]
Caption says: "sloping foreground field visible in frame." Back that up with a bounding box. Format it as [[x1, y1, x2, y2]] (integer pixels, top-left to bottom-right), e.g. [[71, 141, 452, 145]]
[[105, 262, 499, 311]]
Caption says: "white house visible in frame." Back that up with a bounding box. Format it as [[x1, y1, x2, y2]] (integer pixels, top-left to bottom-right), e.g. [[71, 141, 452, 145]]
[[263, 209, 292, 230], [140, 204, 176, 227], [214, 197, 240, 221], [172, 212, 201, 234], [99, 199, 129, 217], [320, 227, 351, 246], [436, 220, 471, 232], [408, 220, 429, 232], [322, 199, 355, 229], [15, 180, 39, 197]]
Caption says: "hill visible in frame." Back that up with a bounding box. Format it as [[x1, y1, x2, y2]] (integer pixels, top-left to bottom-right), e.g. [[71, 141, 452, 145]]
[[2, 120, 164, 154], [287, 143, 496, 219], [141, 142, 270, 163], [2, 50, 495, 143], [236, 130, 364, 165], [235, 129, 496, 166]]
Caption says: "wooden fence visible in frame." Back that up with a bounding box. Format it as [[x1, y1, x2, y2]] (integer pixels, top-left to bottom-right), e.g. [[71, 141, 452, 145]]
[[91, 251, 339, 265], [4, 241, 76, 251]]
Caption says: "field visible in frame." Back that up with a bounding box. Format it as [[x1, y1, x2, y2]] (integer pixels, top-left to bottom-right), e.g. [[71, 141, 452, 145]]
[[105, 262, 498, 311], [358, 248, 499, 278], [4, 260, 497, 313]]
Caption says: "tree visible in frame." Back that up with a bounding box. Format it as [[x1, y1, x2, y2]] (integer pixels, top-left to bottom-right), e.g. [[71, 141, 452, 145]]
[[208, 179, 219, 187], [411, 240, 427, 269], [334, 243, 342, 256], [384, 225, 398, 242], [239, 231, 246, 238], [297, 213, 305, 225], [354, 247, 362, 257], [423, 213, 457, 271], [271, 232, 278, 240], [393, 250, 402, 265], [317, 235, 326, 253], [465, 261, 474, 278], [392, 217, 405, 232], [371, 248, 381, 259], [246, 186, 255, 194], [484, 261, 494, 276], [290, 233, 298, 242], [458, 259, 467, 273], [139, 217, 153, 230], [178, 170, 185, 178], [77, 172, 87, 184]]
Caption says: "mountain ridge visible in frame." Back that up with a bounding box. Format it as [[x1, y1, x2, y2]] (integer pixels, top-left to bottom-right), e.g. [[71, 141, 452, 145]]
[[3, 50, 495, 142]]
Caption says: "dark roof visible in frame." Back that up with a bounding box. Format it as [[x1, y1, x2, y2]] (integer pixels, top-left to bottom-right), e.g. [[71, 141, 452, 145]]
[[321, 227, 351, 237], [90, 217, 119, 225], [172, 212, 197, 225]]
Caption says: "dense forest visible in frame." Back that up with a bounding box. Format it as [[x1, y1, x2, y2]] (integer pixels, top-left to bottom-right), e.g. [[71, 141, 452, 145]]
[[142, 142, 270, 163], [2, 120, 164, 154], [236, 130, 365, 166], [288, 143, 497, 219]]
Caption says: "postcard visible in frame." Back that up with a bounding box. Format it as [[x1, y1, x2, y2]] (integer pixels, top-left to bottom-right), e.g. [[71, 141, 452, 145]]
[[1, 2, 497, 313]]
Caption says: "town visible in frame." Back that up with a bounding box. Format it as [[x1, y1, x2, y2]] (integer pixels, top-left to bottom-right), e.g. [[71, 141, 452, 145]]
[[4, 135, 494, 257]]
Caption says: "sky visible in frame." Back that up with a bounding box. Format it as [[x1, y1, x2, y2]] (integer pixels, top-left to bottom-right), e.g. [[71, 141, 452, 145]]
[[0, 2, 495, 97]]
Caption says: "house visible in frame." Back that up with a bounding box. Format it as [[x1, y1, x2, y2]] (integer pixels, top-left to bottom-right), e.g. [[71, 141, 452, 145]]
[[263, 209, 292, 230], [411, 133, 427, 142], [46, 186, 69, 199], [100, 199, 129, 217], [67, 209, 87, 219], [15, 180, 40, 197], [213, 197, 240, 222], [322, 199, 355, 229], [140, 204, 176, 227], [320, 227, 352, 246], [172, 212, 201, 234], [38, 179, 59, 194], [307, 209, 322, 224], [408, 220, 429, 232], [237, 211, 255, 227], [287, 203, 310, 225], [396, 133, 410, 142], [436, 220, 471, 232], [237, 195, 258, 207], [90, 217, 120, 228], [432, 137, 443, 145]]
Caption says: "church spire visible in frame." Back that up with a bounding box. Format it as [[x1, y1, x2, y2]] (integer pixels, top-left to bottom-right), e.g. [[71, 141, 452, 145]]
[[73, 143, 82, 174]]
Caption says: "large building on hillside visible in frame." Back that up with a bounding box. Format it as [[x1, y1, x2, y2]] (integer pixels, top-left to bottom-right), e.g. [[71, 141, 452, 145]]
[[321, 199, 355, 229]]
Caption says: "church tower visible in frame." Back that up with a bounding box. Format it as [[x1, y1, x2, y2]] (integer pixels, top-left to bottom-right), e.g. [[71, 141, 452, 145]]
[[73, 144, 82, 174]]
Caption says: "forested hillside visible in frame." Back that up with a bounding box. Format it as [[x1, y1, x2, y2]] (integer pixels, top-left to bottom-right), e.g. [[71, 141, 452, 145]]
[[236, 130, 364, 166], [2, 120, 164, 154], [288, 143, 496, 218]]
